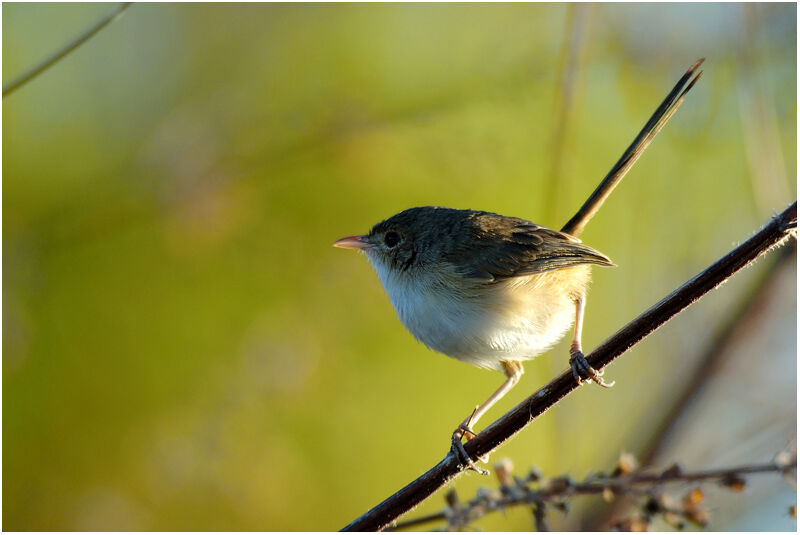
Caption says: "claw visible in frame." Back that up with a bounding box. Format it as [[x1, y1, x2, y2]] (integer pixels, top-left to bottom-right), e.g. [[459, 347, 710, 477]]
[[571, 365, 585, 385], [451, 429, 488, 475], [595, 376, 615, 388], [569, 351, 615, 388]]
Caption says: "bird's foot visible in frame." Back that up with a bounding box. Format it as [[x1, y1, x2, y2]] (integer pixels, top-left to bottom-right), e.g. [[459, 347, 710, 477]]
[[451, 423, 489, 475], [569, 350, 615, 388]]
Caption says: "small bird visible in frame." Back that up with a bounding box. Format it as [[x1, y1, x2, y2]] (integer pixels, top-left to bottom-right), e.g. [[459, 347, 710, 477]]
[[333, 206, 614, 465], [332, 60, 704, 474]]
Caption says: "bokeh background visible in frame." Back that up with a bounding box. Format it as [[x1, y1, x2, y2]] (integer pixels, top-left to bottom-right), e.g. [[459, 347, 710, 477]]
[[3, 2, 796, 531]]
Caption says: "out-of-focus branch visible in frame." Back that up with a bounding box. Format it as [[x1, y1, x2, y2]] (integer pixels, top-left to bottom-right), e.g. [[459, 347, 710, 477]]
[[587, 241, 797, 530], [3, 2, 132, 98], [340, 202, 796, 532], [543, 3, 588, 223], [737, 4, 791, 214], [389, 452, 797, 531], [643, 241, 796, 465]]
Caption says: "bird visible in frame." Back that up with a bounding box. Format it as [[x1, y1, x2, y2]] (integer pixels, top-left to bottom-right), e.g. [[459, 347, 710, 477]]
[[333, 206, 614, 469], [333, 59, 704, 472]]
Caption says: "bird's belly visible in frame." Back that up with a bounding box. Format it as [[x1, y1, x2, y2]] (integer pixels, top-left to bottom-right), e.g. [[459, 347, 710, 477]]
[[388, 273, 581, 371]]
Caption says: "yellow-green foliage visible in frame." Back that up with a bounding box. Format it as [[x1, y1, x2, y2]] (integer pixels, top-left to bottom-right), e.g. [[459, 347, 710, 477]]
[[3, 3, 796, 531]]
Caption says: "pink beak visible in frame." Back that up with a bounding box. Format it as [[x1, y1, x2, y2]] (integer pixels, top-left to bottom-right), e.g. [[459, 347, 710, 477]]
[[333, 234, 373, 250]]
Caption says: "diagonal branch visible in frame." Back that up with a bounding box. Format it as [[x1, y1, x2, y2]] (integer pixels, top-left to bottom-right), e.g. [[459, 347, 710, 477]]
[[341, 202, 796, 532], [3, 2, 132, 98]]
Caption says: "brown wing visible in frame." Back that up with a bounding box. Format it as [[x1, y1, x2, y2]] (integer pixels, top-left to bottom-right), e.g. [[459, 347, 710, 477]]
[[443, 211, 614, 283]]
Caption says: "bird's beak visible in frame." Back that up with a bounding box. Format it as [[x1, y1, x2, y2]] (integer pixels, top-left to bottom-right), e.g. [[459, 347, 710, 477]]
[[332, 234, 373, 250]]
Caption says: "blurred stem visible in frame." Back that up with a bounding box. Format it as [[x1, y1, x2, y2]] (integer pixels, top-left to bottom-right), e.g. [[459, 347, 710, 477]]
[[341, 202, 796, 532], [543, 3, 588, 224], [3, 2, 132, 98], [737, 4, 792, 215], [642, 242, 796, 464], [586, 240, 797, 530]]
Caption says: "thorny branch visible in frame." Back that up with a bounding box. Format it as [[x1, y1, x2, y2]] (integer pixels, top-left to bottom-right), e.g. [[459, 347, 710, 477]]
[[340, 203, 797, 532], [389, 451, 798, 531]]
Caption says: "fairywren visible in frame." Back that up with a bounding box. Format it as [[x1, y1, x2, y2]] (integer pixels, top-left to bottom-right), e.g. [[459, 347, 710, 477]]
[[331, 59, 703, 473], [333, 206, 614, 454]]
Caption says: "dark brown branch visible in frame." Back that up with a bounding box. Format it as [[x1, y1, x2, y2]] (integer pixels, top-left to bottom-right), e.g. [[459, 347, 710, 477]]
[[389, 455, 797, 531], [3, 2, 132, 98], [340, 202, 796, 532], [561, 58, 704, 237]]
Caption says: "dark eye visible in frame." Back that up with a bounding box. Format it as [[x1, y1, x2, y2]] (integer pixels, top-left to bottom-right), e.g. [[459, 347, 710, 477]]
[[384, 231, 401, 248]]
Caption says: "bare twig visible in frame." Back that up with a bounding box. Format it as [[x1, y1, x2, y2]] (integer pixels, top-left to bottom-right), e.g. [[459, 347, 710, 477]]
[[389, 453, 797, 531], [3, 2, 132, 98], [341, 202, 796, 532], [561, 59, 704, 237]]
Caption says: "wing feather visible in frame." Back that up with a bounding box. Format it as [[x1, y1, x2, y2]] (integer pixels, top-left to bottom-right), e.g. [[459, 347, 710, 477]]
[[443, 212, 614, 282]]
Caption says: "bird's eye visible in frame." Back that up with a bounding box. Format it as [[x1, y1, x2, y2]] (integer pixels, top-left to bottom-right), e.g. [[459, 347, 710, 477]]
[[384, 231, 401, 248]]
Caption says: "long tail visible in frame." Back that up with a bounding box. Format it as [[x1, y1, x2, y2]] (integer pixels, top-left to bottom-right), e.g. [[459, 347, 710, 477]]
[[561, 59, 704, 237]]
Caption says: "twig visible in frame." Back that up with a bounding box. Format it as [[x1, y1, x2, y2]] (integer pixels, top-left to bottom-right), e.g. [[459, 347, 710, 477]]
[[561, 59, 704, 237], [3, 2, 132, 98], [340, 202, 796, 532], [389, 454, 797, 531]]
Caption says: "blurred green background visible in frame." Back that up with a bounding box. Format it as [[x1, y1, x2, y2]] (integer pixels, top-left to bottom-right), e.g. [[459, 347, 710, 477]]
[[3, 2, 796, 531]]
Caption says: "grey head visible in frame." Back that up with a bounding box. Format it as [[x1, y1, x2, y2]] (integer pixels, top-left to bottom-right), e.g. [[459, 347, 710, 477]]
[[355, 206, 614, 283]]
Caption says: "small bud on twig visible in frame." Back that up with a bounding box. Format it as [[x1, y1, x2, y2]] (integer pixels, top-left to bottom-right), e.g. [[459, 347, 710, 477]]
[[721, 474, 747, 492], [444, 488, 459, 509], [660, 463, 682, 478], [494, 458, 514, 488], [683, 488, 704, 508]]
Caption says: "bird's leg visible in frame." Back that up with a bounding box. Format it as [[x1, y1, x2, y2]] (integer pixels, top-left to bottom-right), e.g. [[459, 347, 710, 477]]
[[568, 296, 614, 387], [451, 360, 524, 473], [463, 360, 524, 431]]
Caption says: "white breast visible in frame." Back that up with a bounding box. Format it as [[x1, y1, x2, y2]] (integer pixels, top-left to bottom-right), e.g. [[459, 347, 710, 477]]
[[365, 254, 577, 372]]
